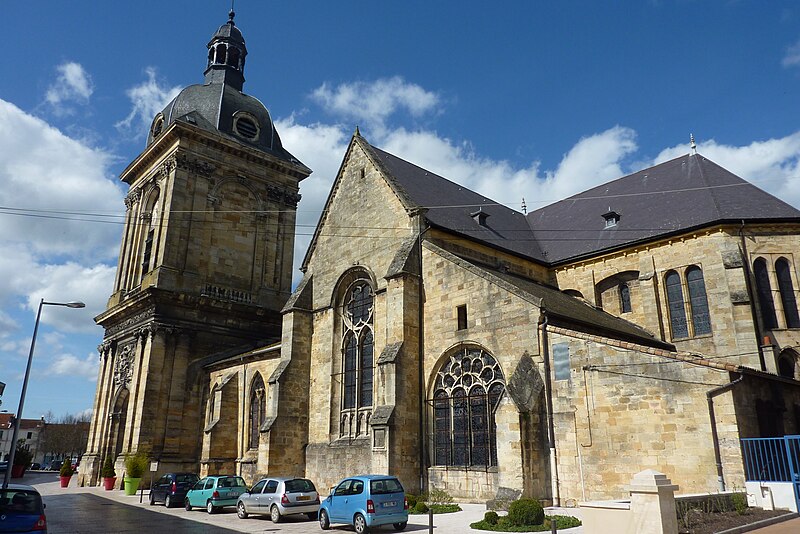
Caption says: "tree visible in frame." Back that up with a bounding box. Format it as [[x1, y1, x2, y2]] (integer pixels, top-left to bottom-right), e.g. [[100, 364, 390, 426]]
[[39, 411, 91, 461]]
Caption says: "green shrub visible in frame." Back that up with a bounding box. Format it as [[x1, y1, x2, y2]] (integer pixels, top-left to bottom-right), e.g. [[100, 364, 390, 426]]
[[59, 459, 74, 477], [484, 511, 499, 525], [101, 456, 116, 478], [13, 443, 33, 469], [470, 514, 581, 532], [429, 504, 461, 514], [507, 498, 544, 526], [732, 492, 748, 515], [124, 451, 149, 478], [413, 501, 429, 514], [427, 487, 454, 505]]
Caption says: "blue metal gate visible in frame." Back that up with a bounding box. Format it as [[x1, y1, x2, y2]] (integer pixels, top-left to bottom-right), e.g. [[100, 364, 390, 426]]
[[741, 436, 800, 511]]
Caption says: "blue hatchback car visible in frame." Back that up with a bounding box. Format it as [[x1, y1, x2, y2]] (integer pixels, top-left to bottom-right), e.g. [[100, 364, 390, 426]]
[[318, 475, 408, 533], [0, 484, 47, 533]]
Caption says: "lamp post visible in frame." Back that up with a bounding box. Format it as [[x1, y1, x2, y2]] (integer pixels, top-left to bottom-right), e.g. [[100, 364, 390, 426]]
[[2, 299, 85, 489]]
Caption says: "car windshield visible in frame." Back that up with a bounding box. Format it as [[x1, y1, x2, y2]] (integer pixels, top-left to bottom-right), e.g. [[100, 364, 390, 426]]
[[176, 474, 198, 484], [0, 490, 42, 514], [370, 478, 404, 495], [285, 479, 316, 493], [218, 477, 246, 488]]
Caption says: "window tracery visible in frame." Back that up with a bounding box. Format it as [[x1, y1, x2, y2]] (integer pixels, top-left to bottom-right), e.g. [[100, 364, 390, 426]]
[[430, 346, 505, 467], [249, 374, 266, 449], [339, 279, 374, 438]]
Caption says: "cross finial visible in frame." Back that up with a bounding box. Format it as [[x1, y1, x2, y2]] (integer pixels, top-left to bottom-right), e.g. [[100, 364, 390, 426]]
[[521, 198, 527, 214], [690, 133, 697, 155], [229, 0, 235, 23]]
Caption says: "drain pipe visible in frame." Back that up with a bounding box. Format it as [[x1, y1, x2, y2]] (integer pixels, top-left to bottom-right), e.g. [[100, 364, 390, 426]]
[[540, 312, 560, 506], [739, 222, 765, 371], [707, 374, 744, 492]]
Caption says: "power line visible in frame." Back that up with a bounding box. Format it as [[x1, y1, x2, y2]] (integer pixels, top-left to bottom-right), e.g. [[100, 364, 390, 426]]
[[583, 365, 725, 387]]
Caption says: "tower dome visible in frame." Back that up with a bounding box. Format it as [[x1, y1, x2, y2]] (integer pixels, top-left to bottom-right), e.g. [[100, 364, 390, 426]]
[[146, 10, 302, 166]]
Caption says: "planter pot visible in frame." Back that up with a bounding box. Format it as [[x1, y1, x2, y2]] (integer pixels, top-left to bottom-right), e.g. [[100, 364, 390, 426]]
[[102, 477, 117, 490], [123, 477, 142, 495], [11, 465, 26, 478], [59, 475, 72, 488]]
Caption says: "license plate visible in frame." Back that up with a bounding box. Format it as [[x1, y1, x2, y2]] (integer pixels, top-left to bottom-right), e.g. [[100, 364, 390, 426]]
[[297, 495, 311, 501], [383, 501, 396, 507]]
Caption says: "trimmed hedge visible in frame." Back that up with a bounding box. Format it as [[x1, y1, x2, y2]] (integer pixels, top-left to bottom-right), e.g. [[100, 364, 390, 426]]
[[508, 499, 544, 526]]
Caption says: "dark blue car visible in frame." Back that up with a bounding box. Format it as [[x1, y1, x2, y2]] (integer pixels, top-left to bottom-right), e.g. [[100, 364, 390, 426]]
[[319, 475, 408, 533], [0, 484, 47, 533]]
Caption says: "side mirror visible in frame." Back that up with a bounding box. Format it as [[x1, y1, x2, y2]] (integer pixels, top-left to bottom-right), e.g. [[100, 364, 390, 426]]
[[329, 487, 335, 496]]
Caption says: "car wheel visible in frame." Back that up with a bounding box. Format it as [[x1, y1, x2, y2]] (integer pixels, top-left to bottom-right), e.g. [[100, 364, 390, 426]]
[[270, 505, 282, 523], [149, 492, 156, 506], [206, 500, 216, 514], [306, 511, 318, 520], [354, 512, 369, 534], [393, 522, 408, 531], [237, 502, 248, 519], [164, 495, 172, 508], [319, 509, 330, 530], [184, 499, 192, 511]]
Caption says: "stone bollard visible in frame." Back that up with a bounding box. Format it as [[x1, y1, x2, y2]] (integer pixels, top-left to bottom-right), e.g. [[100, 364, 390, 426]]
[[628, 469, 679, 534]]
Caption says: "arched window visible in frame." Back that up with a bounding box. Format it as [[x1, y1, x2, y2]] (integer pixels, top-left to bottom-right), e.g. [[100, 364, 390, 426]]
[[754, 258, 778, 330], [141, 190, 160, 276], [778, 354, 795, 379], [686, 266, 711, 335], [619, 283, 632, 313], [249, 374, 266, 449], [665, 270, 688, 339], [776, 258, 800, 328], [430, 347, 505, 468], [340, 279, 374, 437]]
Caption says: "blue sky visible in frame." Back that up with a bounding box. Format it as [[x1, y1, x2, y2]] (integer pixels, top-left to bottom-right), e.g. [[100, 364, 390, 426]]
[[1, 0, 800, 420]]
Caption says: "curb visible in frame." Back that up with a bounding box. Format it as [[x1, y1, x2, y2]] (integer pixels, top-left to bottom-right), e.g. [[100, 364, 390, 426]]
[[715, 512, 800, 534]]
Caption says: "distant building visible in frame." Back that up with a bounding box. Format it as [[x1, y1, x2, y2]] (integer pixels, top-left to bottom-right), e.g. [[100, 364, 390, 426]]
[[0, 413, 45, 463], [81, 10, 800, 504]]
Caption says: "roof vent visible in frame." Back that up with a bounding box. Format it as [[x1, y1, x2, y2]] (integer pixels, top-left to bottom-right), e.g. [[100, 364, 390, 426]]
[[471, 208, 490, 227], [602, 208, 620, 228]]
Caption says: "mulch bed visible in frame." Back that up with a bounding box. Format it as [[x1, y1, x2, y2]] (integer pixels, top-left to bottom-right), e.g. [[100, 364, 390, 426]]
[[679, 508, 791, 534]]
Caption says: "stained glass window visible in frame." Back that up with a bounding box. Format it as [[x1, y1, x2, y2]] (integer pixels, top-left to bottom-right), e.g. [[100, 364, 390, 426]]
[[754, 258, 778, 330], [429, 347, 505, 467], [686, 266, 711, 335], [776, 258, 800, 328], [619, 283, 631, 313], [340, 278, 374, 437], [665, 270, 688, 339], [249, 375, 265, 449]]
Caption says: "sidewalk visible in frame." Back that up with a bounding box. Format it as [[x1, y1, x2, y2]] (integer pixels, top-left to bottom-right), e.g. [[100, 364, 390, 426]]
[[747, 515, 800, 533]]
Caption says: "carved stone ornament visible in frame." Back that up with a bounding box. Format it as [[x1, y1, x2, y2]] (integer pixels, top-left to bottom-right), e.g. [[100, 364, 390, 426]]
[[124, 189, 141, 209], [113, 343, 136, 389], [265, 183, 301, 208], [158, 156, 177, 179], [176, 153, 216, 177], [105, 309, 155, 336]]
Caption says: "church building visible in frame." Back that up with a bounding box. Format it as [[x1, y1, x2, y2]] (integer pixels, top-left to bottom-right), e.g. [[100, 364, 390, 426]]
[[81, 12, 800, 505]]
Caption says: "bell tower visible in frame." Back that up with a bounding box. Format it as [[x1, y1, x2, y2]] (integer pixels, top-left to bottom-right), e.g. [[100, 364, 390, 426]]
[[80, 10, 311, 486]]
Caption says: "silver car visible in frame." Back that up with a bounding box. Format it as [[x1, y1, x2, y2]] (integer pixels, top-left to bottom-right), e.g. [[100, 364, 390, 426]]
[[236, 476, 320, 523]]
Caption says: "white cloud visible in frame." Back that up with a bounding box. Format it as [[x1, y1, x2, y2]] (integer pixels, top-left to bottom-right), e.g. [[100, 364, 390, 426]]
[[0, 100, 124, 260], [116, 67, 182, 135], [52, 352, 99, 380], [45, 62, 94, 114], [311, 77, 441, 135], [782, 39, 800, 68]]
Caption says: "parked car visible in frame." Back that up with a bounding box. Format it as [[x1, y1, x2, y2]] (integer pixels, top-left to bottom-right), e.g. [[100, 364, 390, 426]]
[[0, 483, 47, 533], [47, 460, 61, 471], [149, 472, 199, 508], [29, 463, 41, 471], [236, 476, 319, 522], [184, 475, 248, 514], [318, 475, 408, 533]]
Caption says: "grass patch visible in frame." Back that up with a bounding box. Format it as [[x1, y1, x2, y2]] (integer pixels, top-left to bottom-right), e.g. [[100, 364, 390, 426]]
[[471, 515, 581, 532]]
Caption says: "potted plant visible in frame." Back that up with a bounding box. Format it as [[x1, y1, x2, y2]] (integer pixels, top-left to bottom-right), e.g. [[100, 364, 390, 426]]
[[59, 458, 74, 487], [101, 456, 117, 490], [11, 443, 33, 479], [123, 451, 149, 496]]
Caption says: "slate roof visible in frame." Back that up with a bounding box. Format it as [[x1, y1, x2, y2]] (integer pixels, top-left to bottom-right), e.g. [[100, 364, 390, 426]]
[[362, 138, 800, 266], [526, 153, 800, 263], [363, 142, 545, 261]]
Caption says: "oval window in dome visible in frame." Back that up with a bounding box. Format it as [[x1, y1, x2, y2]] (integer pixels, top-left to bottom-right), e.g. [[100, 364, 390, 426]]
[[235, 116, 259, 140], [151, 115, 164, 138]]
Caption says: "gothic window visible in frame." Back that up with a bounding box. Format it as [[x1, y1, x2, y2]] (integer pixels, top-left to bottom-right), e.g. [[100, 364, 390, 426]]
[[686, 266, 711, 336], [248, 374, 266, 449], [754, 258, 778, 330], [340, 279, 374, 437], [457, 305, 467, 330], [665, 270, 688, 339], [776, 258, 800, 328], [619, 283, 632, 313], [430, 347, 505, 468]]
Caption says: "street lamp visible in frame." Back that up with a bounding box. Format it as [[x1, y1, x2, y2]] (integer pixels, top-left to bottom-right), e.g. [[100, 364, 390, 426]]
[[2, 299, 85, 489]]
